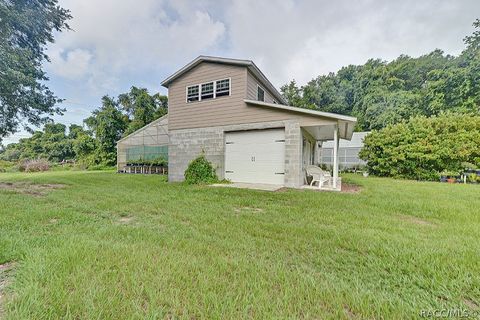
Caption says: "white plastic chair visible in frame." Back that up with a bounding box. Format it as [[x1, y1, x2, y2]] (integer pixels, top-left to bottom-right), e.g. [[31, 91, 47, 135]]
[[306, 165, 332, 188]]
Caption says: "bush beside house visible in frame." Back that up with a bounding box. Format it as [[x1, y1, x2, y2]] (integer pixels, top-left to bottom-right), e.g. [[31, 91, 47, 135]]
[[359, 113, 480, 180], [184, 154, 218, 184]]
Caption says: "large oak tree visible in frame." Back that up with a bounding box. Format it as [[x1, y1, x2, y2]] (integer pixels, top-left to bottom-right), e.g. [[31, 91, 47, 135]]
[[0, 0, 71, 141]]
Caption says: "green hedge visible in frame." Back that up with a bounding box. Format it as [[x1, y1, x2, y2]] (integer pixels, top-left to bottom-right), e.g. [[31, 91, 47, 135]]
[[359, 113, 480, 180]]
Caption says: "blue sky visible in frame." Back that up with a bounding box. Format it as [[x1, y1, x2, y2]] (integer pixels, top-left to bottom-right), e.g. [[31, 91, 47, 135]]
[[4, 0, 480, 144]]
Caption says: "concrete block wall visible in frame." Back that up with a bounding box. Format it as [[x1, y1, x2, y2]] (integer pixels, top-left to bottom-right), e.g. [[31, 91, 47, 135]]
[[168, 127, 225, 182], [168, 120, 303, 187], [284, 121, 303, 188]]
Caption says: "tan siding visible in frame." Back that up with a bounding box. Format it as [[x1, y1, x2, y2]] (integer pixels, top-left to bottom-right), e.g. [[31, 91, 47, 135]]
[[168, 62, 334, 130], [246, 70, 276, 103]]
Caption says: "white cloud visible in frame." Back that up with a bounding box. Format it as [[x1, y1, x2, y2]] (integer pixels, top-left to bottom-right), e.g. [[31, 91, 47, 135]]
[[48, 48, 93, 79], [48, 0, 226, 92], [225, 0, 480, 86], [47, 0, 479, 90]]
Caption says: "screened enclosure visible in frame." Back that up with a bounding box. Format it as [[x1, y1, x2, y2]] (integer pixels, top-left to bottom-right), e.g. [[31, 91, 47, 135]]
[[125, 145, 168, 162], [319, 132, 369, 170], [116, 115, 169, 174]]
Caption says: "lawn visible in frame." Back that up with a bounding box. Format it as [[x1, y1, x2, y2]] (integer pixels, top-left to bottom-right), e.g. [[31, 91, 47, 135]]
[[0, 171, 479, 319]]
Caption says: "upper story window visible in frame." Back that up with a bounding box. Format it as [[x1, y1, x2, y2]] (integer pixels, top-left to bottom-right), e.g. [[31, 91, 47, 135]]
[[186, 78, 230, 103], [257, 86, 265, 102], [187, 85, 199, 102], [201, 82, 214, 100], [216, 79, 230, 97]]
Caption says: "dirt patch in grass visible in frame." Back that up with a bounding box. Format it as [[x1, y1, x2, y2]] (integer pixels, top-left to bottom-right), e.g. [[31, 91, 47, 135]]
[[463, 298, 479, 310], [276, 183, 362, 193], [0, 182, 65, 196], [118, 217, 134, 224], [341, 183, 362, 193], [234, 207, 264, 214], [398, 214, 436, 227], [343, 305, 357, 319], [0, 262, 16, 318]]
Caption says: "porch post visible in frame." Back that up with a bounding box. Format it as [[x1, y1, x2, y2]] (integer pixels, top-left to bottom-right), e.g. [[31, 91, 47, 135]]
[[333, 124, 339, 189]]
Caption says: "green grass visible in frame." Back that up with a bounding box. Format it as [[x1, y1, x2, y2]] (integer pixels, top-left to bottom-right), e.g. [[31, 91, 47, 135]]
[[0, 171, 479, 319]]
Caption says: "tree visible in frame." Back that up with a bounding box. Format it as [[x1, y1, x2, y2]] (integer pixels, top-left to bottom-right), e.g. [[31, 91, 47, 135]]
[[85, 96, 128, 165], [118, 86, 168, 135], [0, 0, 72, 141], [0, 122, 75, 162], [462, 18, 480, 59], [280, 80, 304, 108], [72, 132, 97, 166], [68, 124, 86, 139], [152, 93, 168, 119]]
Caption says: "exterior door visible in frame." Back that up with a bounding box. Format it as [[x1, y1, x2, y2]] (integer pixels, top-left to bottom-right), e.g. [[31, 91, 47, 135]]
[[225, 129, 285, 184], [303, 139, 312, 168]]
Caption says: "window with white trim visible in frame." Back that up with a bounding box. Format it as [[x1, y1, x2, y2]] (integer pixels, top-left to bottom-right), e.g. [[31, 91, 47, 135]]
[[187, 85, 199, 102], [186, 78, 230, 103], [216, 79, 230, 97], [201, 82, 214, 100], [257, 86, 265, 102]]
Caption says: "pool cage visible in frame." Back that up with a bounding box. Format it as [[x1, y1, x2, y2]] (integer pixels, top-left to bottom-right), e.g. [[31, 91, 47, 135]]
[[116, 115, 169, 174], [318, 132, 369, 171]]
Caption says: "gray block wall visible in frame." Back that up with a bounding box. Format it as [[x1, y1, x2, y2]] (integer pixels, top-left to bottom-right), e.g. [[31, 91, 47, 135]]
[[284, 121, 303, 188], [168, 127, 225, 182], [168, 120, 303, 187]]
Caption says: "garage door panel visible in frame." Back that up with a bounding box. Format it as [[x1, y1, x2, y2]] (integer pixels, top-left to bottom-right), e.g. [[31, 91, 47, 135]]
[[225, 129, 285, 185]]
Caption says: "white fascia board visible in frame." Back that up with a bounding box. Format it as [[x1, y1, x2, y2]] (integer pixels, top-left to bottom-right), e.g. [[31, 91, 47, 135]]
[[244, 99, 357, 123]]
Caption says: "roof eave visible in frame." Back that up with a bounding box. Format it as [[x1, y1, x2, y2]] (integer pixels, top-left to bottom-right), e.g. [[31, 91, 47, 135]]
[[244, 99, 357, 123], [161, 56, 253, 88]]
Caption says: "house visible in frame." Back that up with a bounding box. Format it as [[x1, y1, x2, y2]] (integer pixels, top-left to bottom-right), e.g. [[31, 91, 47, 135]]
[[319, 132, 369, 170], [117, 56, 357, 190]]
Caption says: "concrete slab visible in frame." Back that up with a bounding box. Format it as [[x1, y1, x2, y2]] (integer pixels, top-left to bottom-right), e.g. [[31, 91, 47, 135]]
[[210, 182, 284, 192], [301, 185, 341, 192]]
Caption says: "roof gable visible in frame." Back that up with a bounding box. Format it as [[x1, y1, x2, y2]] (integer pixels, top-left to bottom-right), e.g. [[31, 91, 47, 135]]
[[117, 114, 168, 144], [161, 56, 287, 104]]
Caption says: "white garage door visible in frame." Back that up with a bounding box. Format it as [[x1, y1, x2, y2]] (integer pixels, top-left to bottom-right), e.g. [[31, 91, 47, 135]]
[[225, 129, 285, 185]]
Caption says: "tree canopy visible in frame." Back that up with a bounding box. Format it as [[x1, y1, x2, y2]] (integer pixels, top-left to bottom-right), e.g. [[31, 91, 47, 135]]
[[281, 19, 480, 131], [119, 86, 168, 135], [0, 122, 77, 163], [0, 87, 168, 167], [0, 0, 71, 140]]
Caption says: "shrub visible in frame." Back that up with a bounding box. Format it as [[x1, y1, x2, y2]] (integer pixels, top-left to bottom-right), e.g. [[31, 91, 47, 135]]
[[359, 113, 480, 180], [18, 159, 50, 172], [151, 156, 168, 166], [87, 164, 116, 171], [0, 160, 15, 172], [184, 154, 218, 184], [126, 157, 168, 166]]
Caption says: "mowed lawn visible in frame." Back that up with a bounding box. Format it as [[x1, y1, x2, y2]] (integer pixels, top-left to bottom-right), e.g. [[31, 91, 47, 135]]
[[0, 171, 479, 319]]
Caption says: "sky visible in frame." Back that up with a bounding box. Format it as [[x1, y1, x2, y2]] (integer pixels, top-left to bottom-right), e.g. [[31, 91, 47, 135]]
[[3, 0, 480, 144]]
